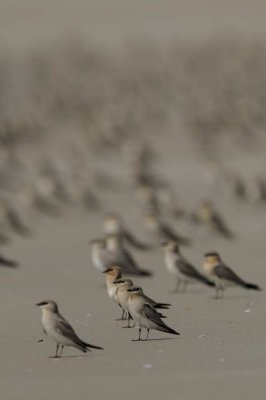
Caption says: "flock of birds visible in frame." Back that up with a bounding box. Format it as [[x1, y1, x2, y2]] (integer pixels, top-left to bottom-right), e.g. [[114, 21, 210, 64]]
[[0, 142, 263, 358]]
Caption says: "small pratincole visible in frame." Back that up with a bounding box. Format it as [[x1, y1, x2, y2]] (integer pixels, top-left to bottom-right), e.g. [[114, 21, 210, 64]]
[[36, 300, 103, 357], [162, 241, 214, 292], [114, 279, 171, 327], [197, 201, 235, 240], [127, 287, 179, 341], [145, 211, 191, 247], [203, 252, 262, 299], [103, 212, 152, 250]]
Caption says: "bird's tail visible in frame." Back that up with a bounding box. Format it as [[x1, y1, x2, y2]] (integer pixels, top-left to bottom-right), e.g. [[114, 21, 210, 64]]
[[154, 303, 171, 309], [0, 256, 18, 268], [81, 341, 104, 350], [131, 269, 153, 277], [198, 274, 215, 287], [245, 282, 262, 291], [158, 323, 180, 335]]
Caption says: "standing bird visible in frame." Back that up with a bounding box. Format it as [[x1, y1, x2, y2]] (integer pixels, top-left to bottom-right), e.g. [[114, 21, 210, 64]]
[[103, 213, 152, 251], [36, 300, 103, 357], [0, 199, 31, 237], [105, 234, 152, 276], [90, 236, 152, 276], [102, 266, 124, 319], [197, 201, 235, 240], [135, 183, 161, 215], [203, 252, 262, 299], [114, 278, 171, 327], [162, 241, 214, 292], [127, 287, 179, 341], [90, 239, 107, 272], [144, 212, 191, 247]]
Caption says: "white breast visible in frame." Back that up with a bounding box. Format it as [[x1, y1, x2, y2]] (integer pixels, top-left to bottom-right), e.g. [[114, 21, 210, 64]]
[[165, 253, 178, 275]]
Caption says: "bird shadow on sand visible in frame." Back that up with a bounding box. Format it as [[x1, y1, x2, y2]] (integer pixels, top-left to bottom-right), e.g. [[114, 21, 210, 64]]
[[131, 337, 177, 342], [209, 294, 260, 301], [49, 354, 88, 359]]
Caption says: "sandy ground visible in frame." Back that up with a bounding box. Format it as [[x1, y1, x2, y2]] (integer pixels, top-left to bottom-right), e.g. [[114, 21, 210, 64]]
[[0, 139, 265, 400], [1, 1, 266, 399]]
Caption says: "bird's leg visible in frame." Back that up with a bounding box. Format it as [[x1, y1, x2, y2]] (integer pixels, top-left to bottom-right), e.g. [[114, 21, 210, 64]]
[[54, 344, 59, 358], [127, 315, 133, 328], [59, 345, 64, 357], [174, 278, 181, 293], [182, 281, 188, 293], [220, 288, 225, 299], [138, 328, 142, 341], [146, 329, 150, 341], [214, 286, 220, 299], [116, 309, 125, 321]]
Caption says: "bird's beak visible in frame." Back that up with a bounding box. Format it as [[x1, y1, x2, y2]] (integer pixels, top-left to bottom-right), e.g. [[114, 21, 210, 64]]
[[36, 301, 46, 306], [102, 268, 111, 274]]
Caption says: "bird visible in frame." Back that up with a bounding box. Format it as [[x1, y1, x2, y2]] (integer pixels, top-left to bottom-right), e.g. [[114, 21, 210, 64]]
[[203, 252, 262, 299], [135, 183, 161, 215], [103, 212, 152, 250], [162, 241, 214, 292], [90, 238, 107, 272], [36, 300, 103, 357], [0, 199, 31, 237], [90, 236, 152, 276], [0, 254, 18, 268], [81, 187, 102, 212], [223, 171, 248, 202], [113, 278, 134, 326], [114, 278, 171, 327], [196, 200, 235, 240], [144, 211, 191, 246], [104, 234, 152, 276], [102, 266, 123, 317], [127, 286, 179, 341]]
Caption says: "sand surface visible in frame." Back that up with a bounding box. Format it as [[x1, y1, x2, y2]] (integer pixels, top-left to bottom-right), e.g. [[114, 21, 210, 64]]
[[0, 140, 265, 400], [0, 1, 266, 399]]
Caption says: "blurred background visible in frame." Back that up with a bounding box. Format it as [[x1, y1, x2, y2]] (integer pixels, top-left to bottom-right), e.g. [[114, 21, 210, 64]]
[[1, 0, 266, 156], [0, 0, 266, 238]]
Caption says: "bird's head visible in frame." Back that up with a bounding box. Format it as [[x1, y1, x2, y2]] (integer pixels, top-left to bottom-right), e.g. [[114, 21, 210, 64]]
[[36, 299, 58, 313]]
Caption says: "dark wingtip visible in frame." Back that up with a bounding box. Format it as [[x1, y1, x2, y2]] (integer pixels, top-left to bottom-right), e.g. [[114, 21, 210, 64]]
[[207, 281, 215, 287], [154, 303, 171, 309], [246, 283, 262, 291], [140, 270, 153, 277], [172, 330, 180, 335]]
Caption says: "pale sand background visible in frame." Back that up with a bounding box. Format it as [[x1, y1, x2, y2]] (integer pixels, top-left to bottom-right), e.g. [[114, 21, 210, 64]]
[[0, 1, 266, 399], [0, 0, 266, 51]]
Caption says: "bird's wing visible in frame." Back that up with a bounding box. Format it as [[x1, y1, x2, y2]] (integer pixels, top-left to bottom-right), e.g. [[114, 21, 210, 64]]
[[214, 264, 245, 285], [161, 224, 191, 245], [123, 228, 152, 250], [100, 249, 121, 268], [160, 224, 178, 240], [177, 258, 201, 278], [142, 294, 156, 307], [142, 303, 166, 326], [211, 213, 234, 238], [55, 314, 81, 343]]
